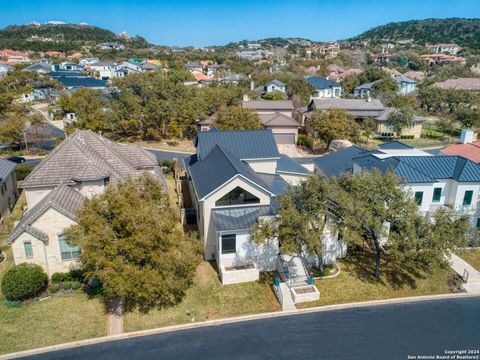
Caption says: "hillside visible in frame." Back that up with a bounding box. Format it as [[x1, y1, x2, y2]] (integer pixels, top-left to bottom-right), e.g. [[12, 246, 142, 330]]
[[0, 24, 149, 52], [353, 18, 480, 51]]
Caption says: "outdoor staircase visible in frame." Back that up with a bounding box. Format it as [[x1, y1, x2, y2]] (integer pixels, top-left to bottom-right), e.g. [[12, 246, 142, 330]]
[[278, 283, 296, 311]]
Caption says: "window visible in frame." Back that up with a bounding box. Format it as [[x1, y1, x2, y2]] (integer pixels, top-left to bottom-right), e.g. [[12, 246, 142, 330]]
[[215, 187, 260, 206], [463, 191, 474, 206], [221, 234, 236, 254], [476, 218, 480, 229], [414, 191, 423, 206], [432, 188, 442, 202], [59, 235, 81, 260], [24, 242, 33, 258]]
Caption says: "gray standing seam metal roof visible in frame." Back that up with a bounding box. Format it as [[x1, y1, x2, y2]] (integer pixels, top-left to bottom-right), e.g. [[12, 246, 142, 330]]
[[314, 146, 370, 179], [378, 141, 413, 150], [276, 155, 310, 175], [306, 76, 343, 90], [259, 113, 299, 127], [6, 185, 85, 244], [0, 158, 16, 182], [265, 80, 286, 87], [188, 145, 273, 199], [195, 129, 280, 161], [212, 205, 274, 232], [242, 100, 294, 111], [254, 173, 290, 195]]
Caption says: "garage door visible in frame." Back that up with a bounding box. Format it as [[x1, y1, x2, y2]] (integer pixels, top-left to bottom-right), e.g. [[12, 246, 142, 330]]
[[274, 133, 295, 144]]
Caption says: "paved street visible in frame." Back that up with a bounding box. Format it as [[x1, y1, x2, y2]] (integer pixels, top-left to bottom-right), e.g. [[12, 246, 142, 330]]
[[22, 297, 480, 360], [145, 148, 193, 168]]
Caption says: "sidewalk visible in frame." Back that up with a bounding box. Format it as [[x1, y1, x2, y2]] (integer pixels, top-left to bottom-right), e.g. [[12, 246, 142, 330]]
[[449, 254, 480, 293]]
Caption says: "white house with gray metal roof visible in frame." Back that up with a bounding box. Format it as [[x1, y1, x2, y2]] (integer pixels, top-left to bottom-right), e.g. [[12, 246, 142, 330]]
[[6, 130, 165, 276], [0, 158, 19, 224], [185, 129, 344, 285]]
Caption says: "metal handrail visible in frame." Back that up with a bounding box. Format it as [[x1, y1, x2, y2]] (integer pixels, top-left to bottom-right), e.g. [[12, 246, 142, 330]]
[[463, 268, 469, 284]]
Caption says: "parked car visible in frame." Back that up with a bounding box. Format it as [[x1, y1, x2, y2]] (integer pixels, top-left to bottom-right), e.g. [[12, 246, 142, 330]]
[[6, 156, 26, 164]]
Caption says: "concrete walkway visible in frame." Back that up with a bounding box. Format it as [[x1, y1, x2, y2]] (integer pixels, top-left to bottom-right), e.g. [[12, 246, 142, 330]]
[[449, 254, 480, 293], [107, 297, 124, 336]]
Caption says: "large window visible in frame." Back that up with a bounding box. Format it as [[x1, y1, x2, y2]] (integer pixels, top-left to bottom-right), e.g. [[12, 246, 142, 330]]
[[24, 242, 33, 259], [414, 191, 424, 206], [59, 235, 81, 260], [463, 191, 474, 206], [221, 234, 236, 254], [215, 187, 260, 207], [432, 188, 442, 202]]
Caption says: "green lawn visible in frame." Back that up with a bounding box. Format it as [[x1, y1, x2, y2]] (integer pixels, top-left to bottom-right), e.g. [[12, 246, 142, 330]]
[[458, 248, 480, 271], [124, 261, 280, 332], [298, 250, 460, 308]]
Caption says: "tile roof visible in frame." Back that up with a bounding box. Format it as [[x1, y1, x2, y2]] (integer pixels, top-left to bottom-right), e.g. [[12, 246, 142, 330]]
[[306, 76, 342, 90], [195, 129, 280, 160], [259, 112, 299, 127], [187, 145, 272, 199], [212, 205, 274, 232], [314, 146, 370, 179], [242, 100, 294, 111], [375, 108, 425, 123], [310, 98, 385, 112], [0, 158, 17, 181], [441, 142, 480, 163], [22, 129, 160, 188], [432, 78, 480, 91], [6, 185, 85, 244]]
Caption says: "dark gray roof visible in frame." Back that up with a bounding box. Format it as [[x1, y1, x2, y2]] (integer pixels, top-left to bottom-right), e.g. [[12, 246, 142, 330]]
[[353, 155, 480, 183], [242, 100, 294, 111], [188, 145, 273, 199], [255, 173, 290, 195], [378, 141, 413, 150], [375, 108, 425, 123], [195, 129, 280, 160], [266, 80, 286, 87], [0, 158, 17, 181], [314, 146, 370, 179], [6, 185, 84, 244], [22, 129, 161, 188], [212, 205, 274, 232], [259, 113, 299, 127], [306, 76, 342, 90], [277, 155, 310, 175]]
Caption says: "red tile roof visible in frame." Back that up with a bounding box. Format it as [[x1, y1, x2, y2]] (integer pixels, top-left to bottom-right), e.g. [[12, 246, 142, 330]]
[[441, 142, 480, 163]]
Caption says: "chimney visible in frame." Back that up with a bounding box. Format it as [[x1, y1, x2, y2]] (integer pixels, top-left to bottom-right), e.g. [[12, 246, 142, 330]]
[[366, 94, 372, 102], [461, 128, 474, 144], [243, 94, 249, 102]]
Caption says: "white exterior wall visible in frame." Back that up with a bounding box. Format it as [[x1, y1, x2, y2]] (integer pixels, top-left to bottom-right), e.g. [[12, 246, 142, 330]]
[[278, 173, 308, 186], [244, 159, 277, 174], [11, 208, 78, 276], [76, 180, 105, 198], [25, 187, 54, 209], [201, 177, 272, 260]]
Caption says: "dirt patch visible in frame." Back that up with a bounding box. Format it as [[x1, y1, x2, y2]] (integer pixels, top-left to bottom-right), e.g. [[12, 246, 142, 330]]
[[294, 286, 316, 294], [225, 264, 255, 271]]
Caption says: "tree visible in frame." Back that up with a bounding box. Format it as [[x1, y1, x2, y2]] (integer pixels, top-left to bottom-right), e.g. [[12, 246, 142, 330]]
[[214, 106, 262, 131], [64, 175, 201, 313], [333, 170, 469, 279], [59, 88, 108, 131], [361, 117, 377, 141], [262, 92, 286, 100], [0, 110, 27, 149], [308, 108, 359, 150], [387, 107, 414, 136], [251, 176, 332, 268], [374, 77, 398, 95], [455, 108, 480, 129]]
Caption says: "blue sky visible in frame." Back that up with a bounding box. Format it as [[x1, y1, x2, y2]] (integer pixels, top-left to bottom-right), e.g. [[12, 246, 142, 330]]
[[0, 0, 479, 46]]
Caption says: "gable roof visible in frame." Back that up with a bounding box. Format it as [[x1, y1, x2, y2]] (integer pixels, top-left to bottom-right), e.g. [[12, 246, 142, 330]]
[[212, 205, 274, 232], [22, 129, 160, 188], [188, 145, 273, 199], [259, 112, 299, 127], [242, 100, 294, 111], [0, 158, 17, 181], [6, 185, 85, 244], [306, 76, 342, 90], [265, 80, 286, 87], [432, 78, 480, 91], [441, 142, 480, 163], [195, 129, 280, 160], [276, 155, 309, 175], [314, 146, 370, 179], [309, 98, 385, 112]]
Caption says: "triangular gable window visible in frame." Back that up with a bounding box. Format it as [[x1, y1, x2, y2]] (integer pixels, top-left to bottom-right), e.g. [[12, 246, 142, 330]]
[[215, 187, 260, 206]]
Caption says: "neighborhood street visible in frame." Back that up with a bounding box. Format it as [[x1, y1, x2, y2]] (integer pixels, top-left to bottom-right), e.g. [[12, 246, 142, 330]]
[[146, 148, 193, 168], [21, 296, 480, 360]]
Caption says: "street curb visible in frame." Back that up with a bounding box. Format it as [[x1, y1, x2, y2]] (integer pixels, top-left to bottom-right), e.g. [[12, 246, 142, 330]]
[[2, 292, 479, 359]]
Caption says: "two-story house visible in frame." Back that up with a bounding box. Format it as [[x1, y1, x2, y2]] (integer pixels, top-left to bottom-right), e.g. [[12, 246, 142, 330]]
[[0, 158, 19, 225], [306, 76, 342, 99], [6, 130, 165, 277], [255, 80, 287, 95], [184, 129, 344, 285]]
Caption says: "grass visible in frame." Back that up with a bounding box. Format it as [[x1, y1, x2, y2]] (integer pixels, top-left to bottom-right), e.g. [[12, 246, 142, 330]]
[[124, 261, 280, 332], [0, 294, 107, 355], [297, 250, 460, 309], [458, 248, 480, 271]]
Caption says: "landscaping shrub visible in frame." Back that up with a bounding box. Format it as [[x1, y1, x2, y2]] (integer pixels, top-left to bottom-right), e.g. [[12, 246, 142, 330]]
[[51, 272, 70, 283], [15, 165, 35, 181], [297, 134, 309, 147], [160, 160, 175, 174], [3, 299, 21, 308], [62, 281, 72, 290], [1, 263, 48, 300], [48, 284, 60, 294], [71, 281, 82, 290]]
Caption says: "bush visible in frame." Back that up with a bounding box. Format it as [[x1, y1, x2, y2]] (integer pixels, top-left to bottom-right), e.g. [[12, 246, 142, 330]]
[[48, 284, 60, 294], [71, 281, 82, 290], [160, 160, 175, 174], [3, 299, 21, 308], [297, 134, 309, 147], [62, 281, 72, 290], [15, 165, 35, 181], [1, 263, 48, 300], [51, 272, 70, 283]]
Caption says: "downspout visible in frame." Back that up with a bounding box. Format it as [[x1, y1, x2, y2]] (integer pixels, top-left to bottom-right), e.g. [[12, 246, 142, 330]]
[[43, 237, 51, 277]]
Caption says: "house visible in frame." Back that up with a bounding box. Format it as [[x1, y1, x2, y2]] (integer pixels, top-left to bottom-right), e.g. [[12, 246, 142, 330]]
[[427, 43, 461, 55], [328, 68, 362, 82], [432, 78, 480, 92], [6, 130, 164, 276], [305, 99, 424, 139], [235, 50, 273, 60], [0, 158, 19, 224], [0, 63, 13, 77], [49, 71, 106, 90], [242, 99, 298, 144], [256, 80, 287, 94], [79, 58, 100, 66], [403, 71, 426, 82], [57, 62, 83, 71], [185, 62, 203, 73], [354, 75, 416, 97], [441, 142, 480, 163], [99, 42, 125, 51], [89, 61, 120, 80], [421, 54, 466, 66], [305, 77, 342, 99], [184, 129, 344, 285], [24, 62, 53, 74]]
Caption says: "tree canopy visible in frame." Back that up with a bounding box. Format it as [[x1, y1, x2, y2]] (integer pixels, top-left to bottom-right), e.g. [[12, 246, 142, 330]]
[[213, 106, 262, 131]]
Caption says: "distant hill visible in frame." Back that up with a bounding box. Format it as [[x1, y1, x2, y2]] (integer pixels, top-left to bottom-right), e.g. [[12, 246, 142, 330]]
[[0, 24, 150, 52], [352, 18, 480, 51]]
